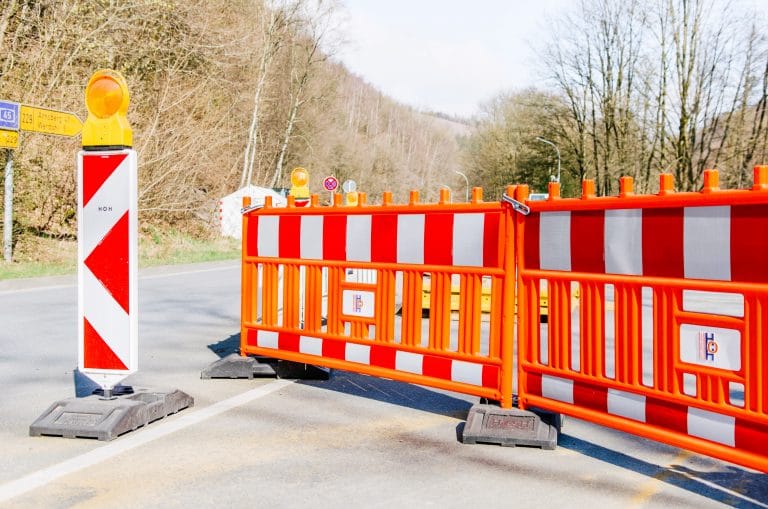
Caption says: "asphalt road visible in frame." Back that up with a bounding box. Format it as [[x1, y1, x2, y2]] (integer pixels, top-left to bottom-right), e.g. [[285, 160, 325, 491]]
[[0, 261, 766, 508]]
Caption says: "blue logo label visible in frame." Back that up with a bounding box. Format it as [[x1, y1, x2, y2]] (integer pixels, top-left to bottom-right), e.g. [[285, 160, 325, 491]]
[[0, 101, 20, 130], [698, 331, 718, 362]]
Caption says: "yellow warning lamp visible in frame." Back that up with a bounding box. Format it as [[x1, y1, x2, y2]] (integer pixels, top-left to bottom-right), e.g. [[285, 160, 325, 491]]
[[82, 69, 132, 150], [289, 167, 310, 200], [345, 191, 358, 207]]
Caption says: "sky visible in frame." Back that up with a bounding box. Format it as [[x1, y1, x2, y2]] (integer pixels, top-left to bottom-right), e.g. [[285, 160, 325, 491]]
[[335, 0, 768, 119], [334, 0, 577, 118]]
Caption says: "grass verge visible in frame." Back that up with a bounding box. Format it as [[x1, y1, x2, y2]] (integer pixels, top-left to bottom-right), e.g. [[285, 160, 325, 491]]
[[0, 230, 241, 280]]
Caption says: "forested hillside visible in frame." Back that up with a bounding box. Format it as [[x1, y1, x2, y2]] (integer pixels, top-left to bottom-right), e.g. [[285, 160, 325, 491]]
[[0, 0, 466, 262]]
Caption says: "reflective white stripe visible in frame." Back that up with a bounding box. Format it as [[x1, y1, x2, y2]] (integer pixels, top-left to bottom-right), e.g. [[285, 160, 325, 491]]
[[82, 158, 129, 257], [684, 206, 731, 280], [299, 335, 322, 356], [395, 351, 423, 375], [346, 215, 372, 262], [345, 343, 371, 365], [451, 360, 482, 386], [83, 267, 130, 366], [682, 290, 744, 318], [397, 214, 425, 264], [607, 389, 646, 422], [258, 330, 279, 349], [453, 213, 485, 266], [605, 209, 642, 275], [300, 215, 323, 259], [539, 212, 571, 271], [257, 216, 279, 258], [688, 407, 735, 447], [542, 375, 574, 404]]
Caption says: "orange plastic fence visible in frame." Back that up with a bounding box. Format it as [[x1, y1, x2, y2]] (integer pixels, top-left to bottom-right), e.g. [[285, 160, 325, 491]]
[[515, 167, 768, 473], [241, 187, 517, 407]]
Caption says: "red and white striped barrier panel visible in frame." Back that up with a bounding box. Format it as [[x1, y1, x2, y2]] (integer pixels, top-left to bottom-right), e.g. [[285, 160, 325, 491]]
[[514, 170, 768, 472], [523, 204, 768, 282], [245, 210, 501, 268], [77, 150, 138, 390], [241, 191, 517, 406]]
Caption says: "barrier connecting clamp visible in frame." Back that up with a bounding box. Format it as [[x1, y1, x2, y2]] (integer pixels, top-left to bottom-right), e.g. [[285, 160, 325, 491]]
[[241, 204, 264, 214], [502, 193, 530, 215]]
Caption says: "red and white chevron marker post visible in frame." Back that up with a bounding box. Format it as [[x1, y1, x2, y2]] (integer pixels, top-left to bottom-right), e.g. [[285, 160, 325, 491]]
[[77, 70, 137, 396]]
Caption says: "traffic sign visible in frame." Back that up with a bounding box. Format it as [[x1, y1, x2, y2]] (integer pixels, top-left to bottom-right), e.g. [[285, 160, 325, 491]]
[[0, 101, 20, 130], [20, 105, 82, 137], [78, 149, 138, 390], [0, 129, 19, 149], [323, 175, 338, 192], [342, 179, 356, 193]]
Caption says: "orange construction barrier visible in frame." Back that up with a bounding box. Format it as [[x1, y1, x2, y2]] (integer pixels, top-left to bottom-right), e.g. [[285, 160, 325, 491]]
[[241, 187, 517, 407], [514, 167, 768, 472]]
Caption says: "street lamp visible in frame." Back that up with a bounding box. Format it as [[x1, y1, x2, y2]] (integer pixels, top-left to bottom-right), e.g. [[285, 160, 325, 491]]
[[454, 170, 469, 201], [536, 137, 561, 183]]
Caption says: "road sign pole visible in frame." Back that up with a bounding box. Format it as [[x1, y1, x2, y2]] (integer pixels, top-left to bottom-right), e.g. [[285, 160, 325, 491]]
[[3, 149, 13, 262]]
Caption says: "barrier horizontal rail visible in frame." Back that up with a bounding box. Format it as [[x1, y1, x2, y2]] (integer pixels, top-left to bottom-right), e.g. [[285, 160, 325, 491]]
[[240, 187, 517, 407], [515, 167, 768, 472]]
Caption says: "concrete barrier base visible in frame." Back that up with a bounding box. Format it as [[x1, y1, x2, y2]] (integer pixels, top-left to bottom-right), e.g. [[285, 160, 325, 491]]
[[462, 403, 560, 450], [29, 388, 193, 441]]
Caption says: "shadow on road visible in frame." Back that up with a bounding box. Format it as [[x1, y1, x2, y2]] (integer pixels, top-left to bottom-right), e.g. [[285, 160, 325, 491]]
[[560, 434, 768, 508], [205, 333, 766, 507], [299, 369, 474, 420], [207, 332, 241, 358]]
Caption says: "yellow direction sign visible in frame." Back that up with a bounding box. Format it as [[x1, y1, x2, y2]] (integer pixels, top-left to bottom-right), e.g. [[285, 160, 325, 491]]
[[0, 129, 19, 149], [20, 105, 82, 137]]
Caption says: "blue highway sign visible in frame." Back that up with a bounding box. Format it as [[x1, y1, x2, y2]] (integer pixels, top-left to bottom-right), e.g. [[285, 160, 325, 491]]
[[0, 101, 20, 131]]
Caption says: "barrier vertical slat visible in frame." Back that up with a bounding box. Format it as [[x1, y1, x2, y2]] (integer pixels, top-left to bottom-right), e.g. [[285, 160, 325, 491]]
[[283, 264, 300, 329], [375, 269, 396, 342], [401, 271, 422, 347], [241, 198, 254, 327], [458, 274, 481, 355], [500, 195, 515, 408], [615, 285, 642, 385], [549, 279, 570, 370], [262, 264, 278, 326], [304, 265, 323, 331], [580, 282, 605, 378], [654, 287, 674, 392], [487, 275, 503, 358], [429, 273, 452, 351], [326, 266, 342, 335], [515, 185, 531, 404]]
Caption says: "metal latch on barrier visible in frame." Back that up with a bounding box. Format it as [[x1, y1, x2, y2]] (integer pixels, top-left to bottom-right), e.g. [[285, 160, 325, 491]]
[[502, 193, 530, 215], [241, 204, 265, 214]]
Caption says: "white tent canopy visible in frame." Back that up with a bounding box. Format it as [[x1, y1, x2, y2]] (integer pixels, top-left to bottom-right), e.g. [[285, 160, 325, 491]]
[[219, 185, 286, 239]]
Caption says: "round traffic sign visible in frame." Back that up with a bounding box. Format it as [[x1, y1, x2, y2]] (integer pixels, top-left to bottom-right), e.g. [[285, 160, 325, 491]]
[[323, 175, 338, 192], [342, 179, 357, 193]]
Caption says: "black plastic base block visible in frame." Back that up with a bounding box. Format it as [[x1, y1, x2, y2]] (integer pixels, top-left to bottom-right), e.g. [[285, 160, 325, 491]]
[[201, 353, 278, 379], [274, 360, 330, 380], [462, 404, 560, 450], [201, 353, 329, 380], [29, 388, 193, 441]]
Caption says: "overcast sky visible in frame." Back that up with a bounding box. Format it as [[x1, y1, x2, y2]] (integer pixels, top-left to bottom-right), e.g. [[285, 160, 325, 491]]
[[335, 0, 768, 118]]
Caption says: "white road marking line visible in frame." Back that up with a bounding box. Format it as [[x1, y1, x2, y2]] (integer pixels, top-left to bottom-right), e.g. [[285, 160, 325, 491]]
[[0, 379, 293, 504], [0, 263, 239, 295]]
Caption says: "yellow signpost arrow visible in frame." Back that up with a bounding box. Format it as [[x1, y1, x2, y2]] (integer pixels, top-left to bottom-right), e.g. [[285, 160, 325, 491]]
[[19, 104, 82, 137], [0, 129, 19, 149]]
